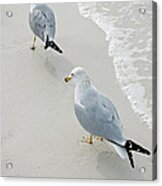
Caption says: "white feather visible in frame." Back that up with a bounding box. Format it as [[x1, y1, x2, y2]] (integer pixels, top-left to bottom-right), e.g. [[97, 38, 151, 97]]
[[111, 143, 127, 159]]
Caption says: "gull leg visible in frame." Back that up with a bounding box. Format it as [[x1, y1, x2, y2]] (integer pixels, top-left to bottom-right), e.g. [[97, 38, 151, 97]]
[[31, 36, 36, 50], [89, 134, 93, 144], [96, 136, 104, 142], [82, 134, 93, 144]]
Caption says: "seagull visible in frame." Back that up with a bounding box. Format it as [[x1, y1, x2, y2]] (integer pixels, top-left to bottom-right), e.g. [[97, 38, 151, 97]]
[[64, 67, 150, 168], [29, 4, 63, 54]]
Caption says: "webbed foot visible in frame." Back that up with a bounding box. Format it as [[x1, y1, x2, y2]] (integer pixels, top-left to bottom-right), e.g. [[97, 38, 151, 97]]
[[81, 134, 93, 144]]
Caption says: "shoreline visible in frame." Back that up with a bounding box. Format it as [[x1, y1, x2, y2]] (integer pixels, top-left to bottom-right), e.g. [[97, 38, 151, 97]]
[[1, 3, 152, 180]]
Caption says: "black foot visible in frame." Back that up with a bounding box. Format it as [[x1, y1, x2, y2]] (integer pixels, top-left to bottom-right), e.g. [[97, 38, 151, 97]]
[[31, 47, 36, 50]]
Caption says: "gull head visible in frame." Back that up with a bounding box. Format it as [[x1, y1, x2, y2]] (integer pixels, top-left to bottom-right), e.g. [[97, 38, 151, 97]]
[[64, 67, 90, 87], [30, 4, 37, 12]]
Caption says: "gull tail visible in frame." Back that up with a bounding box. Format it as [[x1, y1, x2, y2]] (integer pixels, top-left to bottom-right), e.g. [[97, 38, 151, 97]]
[[109, 139, 150, 169], [44, 36, 63, 54], [112, 144, 127, 159], [125, 140, 151, 168]]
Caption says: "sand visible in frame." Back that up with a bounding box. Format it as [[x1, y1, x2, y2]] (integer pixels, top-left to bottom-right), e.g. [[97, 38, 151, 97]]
[[1, 3, 153, 180]]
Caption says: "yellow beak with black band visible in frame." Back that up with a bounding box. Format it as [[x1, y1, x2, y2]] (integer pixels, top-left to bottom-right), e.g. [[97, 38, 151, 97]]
[[64, 76, 72, 83]]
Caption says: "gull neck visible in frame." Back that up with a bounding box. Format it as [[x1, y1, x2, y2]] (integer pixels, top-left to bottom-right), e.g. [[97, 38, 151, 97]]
[[30, 4, 36, 12], [75, 80, 91, 100]]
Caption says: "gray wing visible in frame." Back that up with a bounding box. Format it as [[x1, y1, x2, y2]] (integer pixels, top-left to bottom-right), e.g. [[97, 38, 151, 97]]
[[29, 4, 55, 41], [75, 87, 125, 145]]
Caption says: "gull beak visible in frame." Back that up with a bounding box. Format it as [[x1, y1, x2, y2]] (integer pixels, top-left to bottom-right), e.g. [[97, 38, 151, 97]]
[[64, 76, 72, 83]]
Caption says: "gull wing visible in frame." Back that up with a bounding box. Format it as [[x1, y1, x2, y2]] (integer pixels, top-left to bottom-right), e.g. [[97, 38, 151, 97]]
[[29, 4, 55, 41], [79, 87, 125, 144]]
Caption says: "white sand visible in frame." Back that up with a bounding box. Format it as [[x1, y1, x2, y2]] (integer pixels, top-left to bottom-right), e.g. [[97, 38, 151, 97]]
[[1, 3, 153, 180]]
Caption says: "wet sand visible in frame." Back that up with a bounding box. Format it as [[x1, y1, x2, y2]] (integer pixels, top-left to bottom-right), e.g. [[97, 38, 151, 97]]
[[1, 3, 153, 180]]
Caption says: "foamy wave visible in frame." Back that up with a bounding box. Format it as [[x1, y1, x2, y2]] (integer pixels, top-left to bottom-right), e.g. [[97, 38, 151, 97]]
[[78, 1, 152, 128]]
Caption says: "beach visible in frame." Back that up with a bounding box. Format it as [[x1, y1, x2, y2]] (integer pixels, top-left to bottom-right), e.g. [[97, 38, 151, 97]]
[[1, 3, 153, 180]]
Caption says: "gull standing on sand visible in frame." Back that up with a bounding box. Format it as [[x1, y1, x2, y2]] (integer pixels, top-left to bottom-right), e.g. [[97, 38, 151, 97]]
[[64, 67, 150, 168], [29, 4, 63, 54]]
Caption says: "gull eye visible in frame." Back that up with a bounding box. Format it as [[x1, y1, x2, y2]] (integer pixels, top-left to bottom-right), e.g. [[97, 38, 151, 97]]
[[71, 73, 74, 77]]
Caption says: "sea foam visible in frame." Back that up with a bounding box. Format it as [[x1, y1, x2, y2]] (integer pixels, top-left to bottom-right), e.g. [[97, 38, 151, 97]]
[[78, 1, 152, 128]]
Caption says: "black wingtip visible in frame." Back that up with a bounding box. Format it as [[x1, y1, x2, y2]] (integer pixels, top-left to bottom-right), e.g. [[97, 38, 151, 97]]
[[57, 48, 63, 54], [44, 42, 63, 54], [145, 149, 151, 156], [126, 140, 151, 156], [52, 42, 63, 54], [44, 36, 63, 54], [44, 45, 48, 50], [125, 140, 151, 169], [127, 150, 135, 169], [125, 143, 135, 168]]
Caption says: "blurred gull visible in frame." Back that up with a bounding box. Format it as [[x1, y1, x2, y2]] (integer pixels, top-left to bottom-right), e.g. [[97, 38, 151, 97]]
[[64, 67, 150, 168], [29, 4, 63, 54]]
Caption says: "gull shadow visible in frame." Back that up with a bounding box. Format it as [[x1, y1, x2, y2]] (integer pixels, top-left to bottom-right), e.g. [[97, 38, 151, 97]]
[[44, 51, 74, 82], [96, 151, 143, 180], [31, 48, 74, 83]]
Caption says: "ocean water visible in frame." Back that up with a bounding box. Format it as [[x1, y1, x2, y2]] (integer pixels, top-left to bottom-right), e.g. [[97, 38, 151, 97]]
[[78, 1, 152, 128]]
